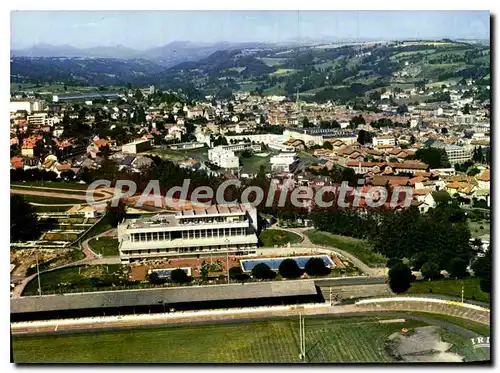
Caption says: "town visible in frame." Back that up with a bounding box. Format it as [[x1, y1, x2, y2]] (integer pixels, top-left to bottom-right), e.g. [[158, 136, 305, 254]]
[[9, 15, 491, 364]]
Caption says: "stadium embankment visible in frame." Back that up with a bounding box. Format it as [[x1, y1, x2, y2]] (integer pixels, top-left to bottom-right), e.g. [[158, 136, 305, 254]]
[[355, 297, 490, 325], [11, 296, 490, 336]]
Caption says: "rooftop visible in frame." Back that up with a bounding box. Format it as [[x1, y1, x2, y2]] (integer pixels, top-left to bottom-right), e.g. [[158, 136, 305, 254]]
[[11, 280, 318, 314]]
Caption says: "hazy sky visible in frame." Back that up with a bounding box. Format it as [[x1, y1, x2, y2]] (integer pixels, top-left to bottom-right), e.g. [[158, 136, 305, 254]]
[[11, 10, 490, 49]]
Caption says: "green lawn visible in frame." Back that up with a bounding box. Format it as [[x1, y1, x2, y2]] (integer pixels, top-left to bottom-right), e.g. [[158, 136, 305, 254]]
[[407, 277, 490, 304], [78, 215, 113, 242], [89, 237, 119, 257], [11, 314, 488, 363], [468, 219, 491, 238], [11, 194, 84, 205], [240, 154, 271, 174], [306, 230, 387, 267], [260, 229, 303, 247], [22, 264, 128, 296], [34, 205, 71, 213]]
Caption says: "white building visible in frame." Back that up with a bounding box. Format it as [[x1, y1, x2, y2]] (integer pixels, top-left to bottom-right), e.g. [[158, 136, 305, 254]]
[[27, 113, 57, 126], [117, 204, 259, 263], [270, 152, 299, 173], [372, 135, 396, 146], [122, 139, 152, 154], [208, 148, 239, 168], [9, 100, 45, 114], [208, 143, 262, 168], [444, 145, 473, 165]]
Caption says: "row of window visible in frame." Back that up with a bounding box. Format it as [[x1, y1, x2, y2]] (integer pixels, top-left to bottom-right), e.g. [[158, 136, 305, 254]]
[[122, 244, 258, 256], [129, 227, 247, 242]]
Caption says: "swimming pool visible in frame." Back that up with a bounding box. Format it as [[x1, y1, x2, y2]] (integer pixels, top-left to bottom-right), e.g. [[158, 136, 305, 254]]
[[240, 255, 334, 273]]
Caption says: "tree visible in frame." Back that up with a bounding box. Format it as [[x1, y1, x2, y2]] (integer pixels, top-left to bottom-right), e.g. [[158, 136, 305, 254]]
[[278, 259, 303, 279], [134, 89, 144, 101], [229, 266, 250, 282], [408, 148, 450, 168], [357, 130, 373, 145], [149, 271, 166, 285], [105, 200, 127, 227], [302, 117, 313, 128], [463, 103, 471, 115], [304, 257, 330, 276], [387, 258, 403, 269], [447, 258, 468, 278], [227, 103, 234, 112], [200, 261, 209, 282], [251, 263, 276, 280], [170, 268, 191, 283], [388, 262, 413, 294], [10, 195, 41, 242], [421, 262, 441, 280]]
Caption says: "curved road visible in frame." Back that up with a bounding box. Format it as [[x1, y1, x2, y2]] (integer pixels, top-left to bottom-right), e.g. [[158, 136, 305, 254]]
[[270, 225, 385, 276]]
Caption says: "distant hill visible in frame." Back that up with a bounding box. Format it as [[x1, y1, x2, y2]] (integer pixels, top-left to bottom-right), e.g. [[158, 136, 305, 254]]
[[11, 39, 490, 103], [11, 41, 272, 68]]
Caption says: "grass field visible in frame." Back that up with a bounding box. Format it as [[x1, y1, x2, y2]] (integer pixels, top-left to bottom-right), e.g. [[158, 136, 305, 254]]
[[260, 229, 303, 247], [89, 237, 119, 257], [240, 154, 271, 174], [12, 194, 84, 205], [11, 314, 488, 363], [23, 264, 127, 296], [306, 231, 387, 267], [33, 205, 71, 213], [468, 219, 490, 238], [407, 277, 490, 304]]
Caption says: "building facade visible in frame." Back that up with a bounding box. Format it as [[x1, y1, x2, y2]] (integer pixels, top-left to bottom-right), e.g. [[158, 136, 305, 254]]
[[117, 204, 259, 263]]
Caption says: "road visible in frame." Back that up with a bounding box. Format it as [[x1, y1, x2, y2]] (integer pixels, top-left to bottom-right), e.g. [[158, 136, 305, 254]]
[[270, 225, 385, 276]]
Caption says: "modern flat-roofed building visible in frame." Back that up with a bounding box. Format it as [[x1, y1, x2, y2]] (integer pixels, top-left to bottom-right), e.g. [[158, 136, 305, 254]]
[[117, 204, 259, 263], [122, 139, 152, 154], [270, 152, 300, 173], [444, 145, 473, 165], [208, 142, 261, 168]]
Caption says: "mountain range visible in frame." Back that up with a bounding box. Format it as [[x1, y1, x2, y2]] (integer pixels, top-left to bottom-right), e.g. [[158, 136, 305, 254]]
[[11, 41, 272, 68]]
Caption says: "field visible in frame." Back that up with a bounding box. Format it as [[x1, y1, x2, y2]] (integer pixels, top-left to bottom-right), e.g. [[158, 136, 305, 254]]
[[468, 219, 490, 238], [22, 264, 128, 296], [11, 194, 84, 205], [408, 277, 490, 304], [260, 229, 303, 246], [306, 231, 387, 267], [239, 153, 271, 174], [89, 237, 119, 257], [11, 314, 489, 363]]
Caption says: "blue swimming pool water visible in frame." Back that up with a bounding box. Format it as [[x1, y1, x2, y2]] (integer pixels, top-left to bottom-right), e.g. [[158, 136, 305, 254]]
[[240, 255, 334, 272]]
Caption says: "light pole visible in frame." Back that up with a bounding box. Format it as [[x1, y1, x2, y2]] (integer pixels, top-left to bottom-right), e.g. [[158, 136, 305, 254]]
[[461, 285, 464, 303], [36, 252, 42, 297]]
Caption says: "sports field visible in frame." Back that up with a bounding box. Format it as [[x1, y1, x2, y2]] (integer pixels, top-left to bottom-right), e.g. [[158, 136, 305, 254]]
[[12, 314, 489, 363]]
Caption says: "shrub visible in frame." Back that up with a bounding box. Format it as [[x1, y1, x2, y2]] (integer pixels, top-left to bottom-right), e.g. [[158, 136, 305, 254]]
[[251, 263, 276, 280], [304, 257, 331, 276], [278, 259, 303, 279]]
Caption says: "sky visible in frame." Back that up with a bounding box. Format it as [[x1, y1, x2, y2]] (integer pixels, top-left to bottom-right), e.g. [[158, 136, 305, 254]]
[[11, 10, 490, 50]]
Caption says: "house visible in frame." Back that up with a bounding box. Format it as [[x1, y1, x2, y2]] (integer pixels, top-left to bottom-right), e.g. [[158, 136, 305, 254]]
[[475, 169, 490, 190]]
